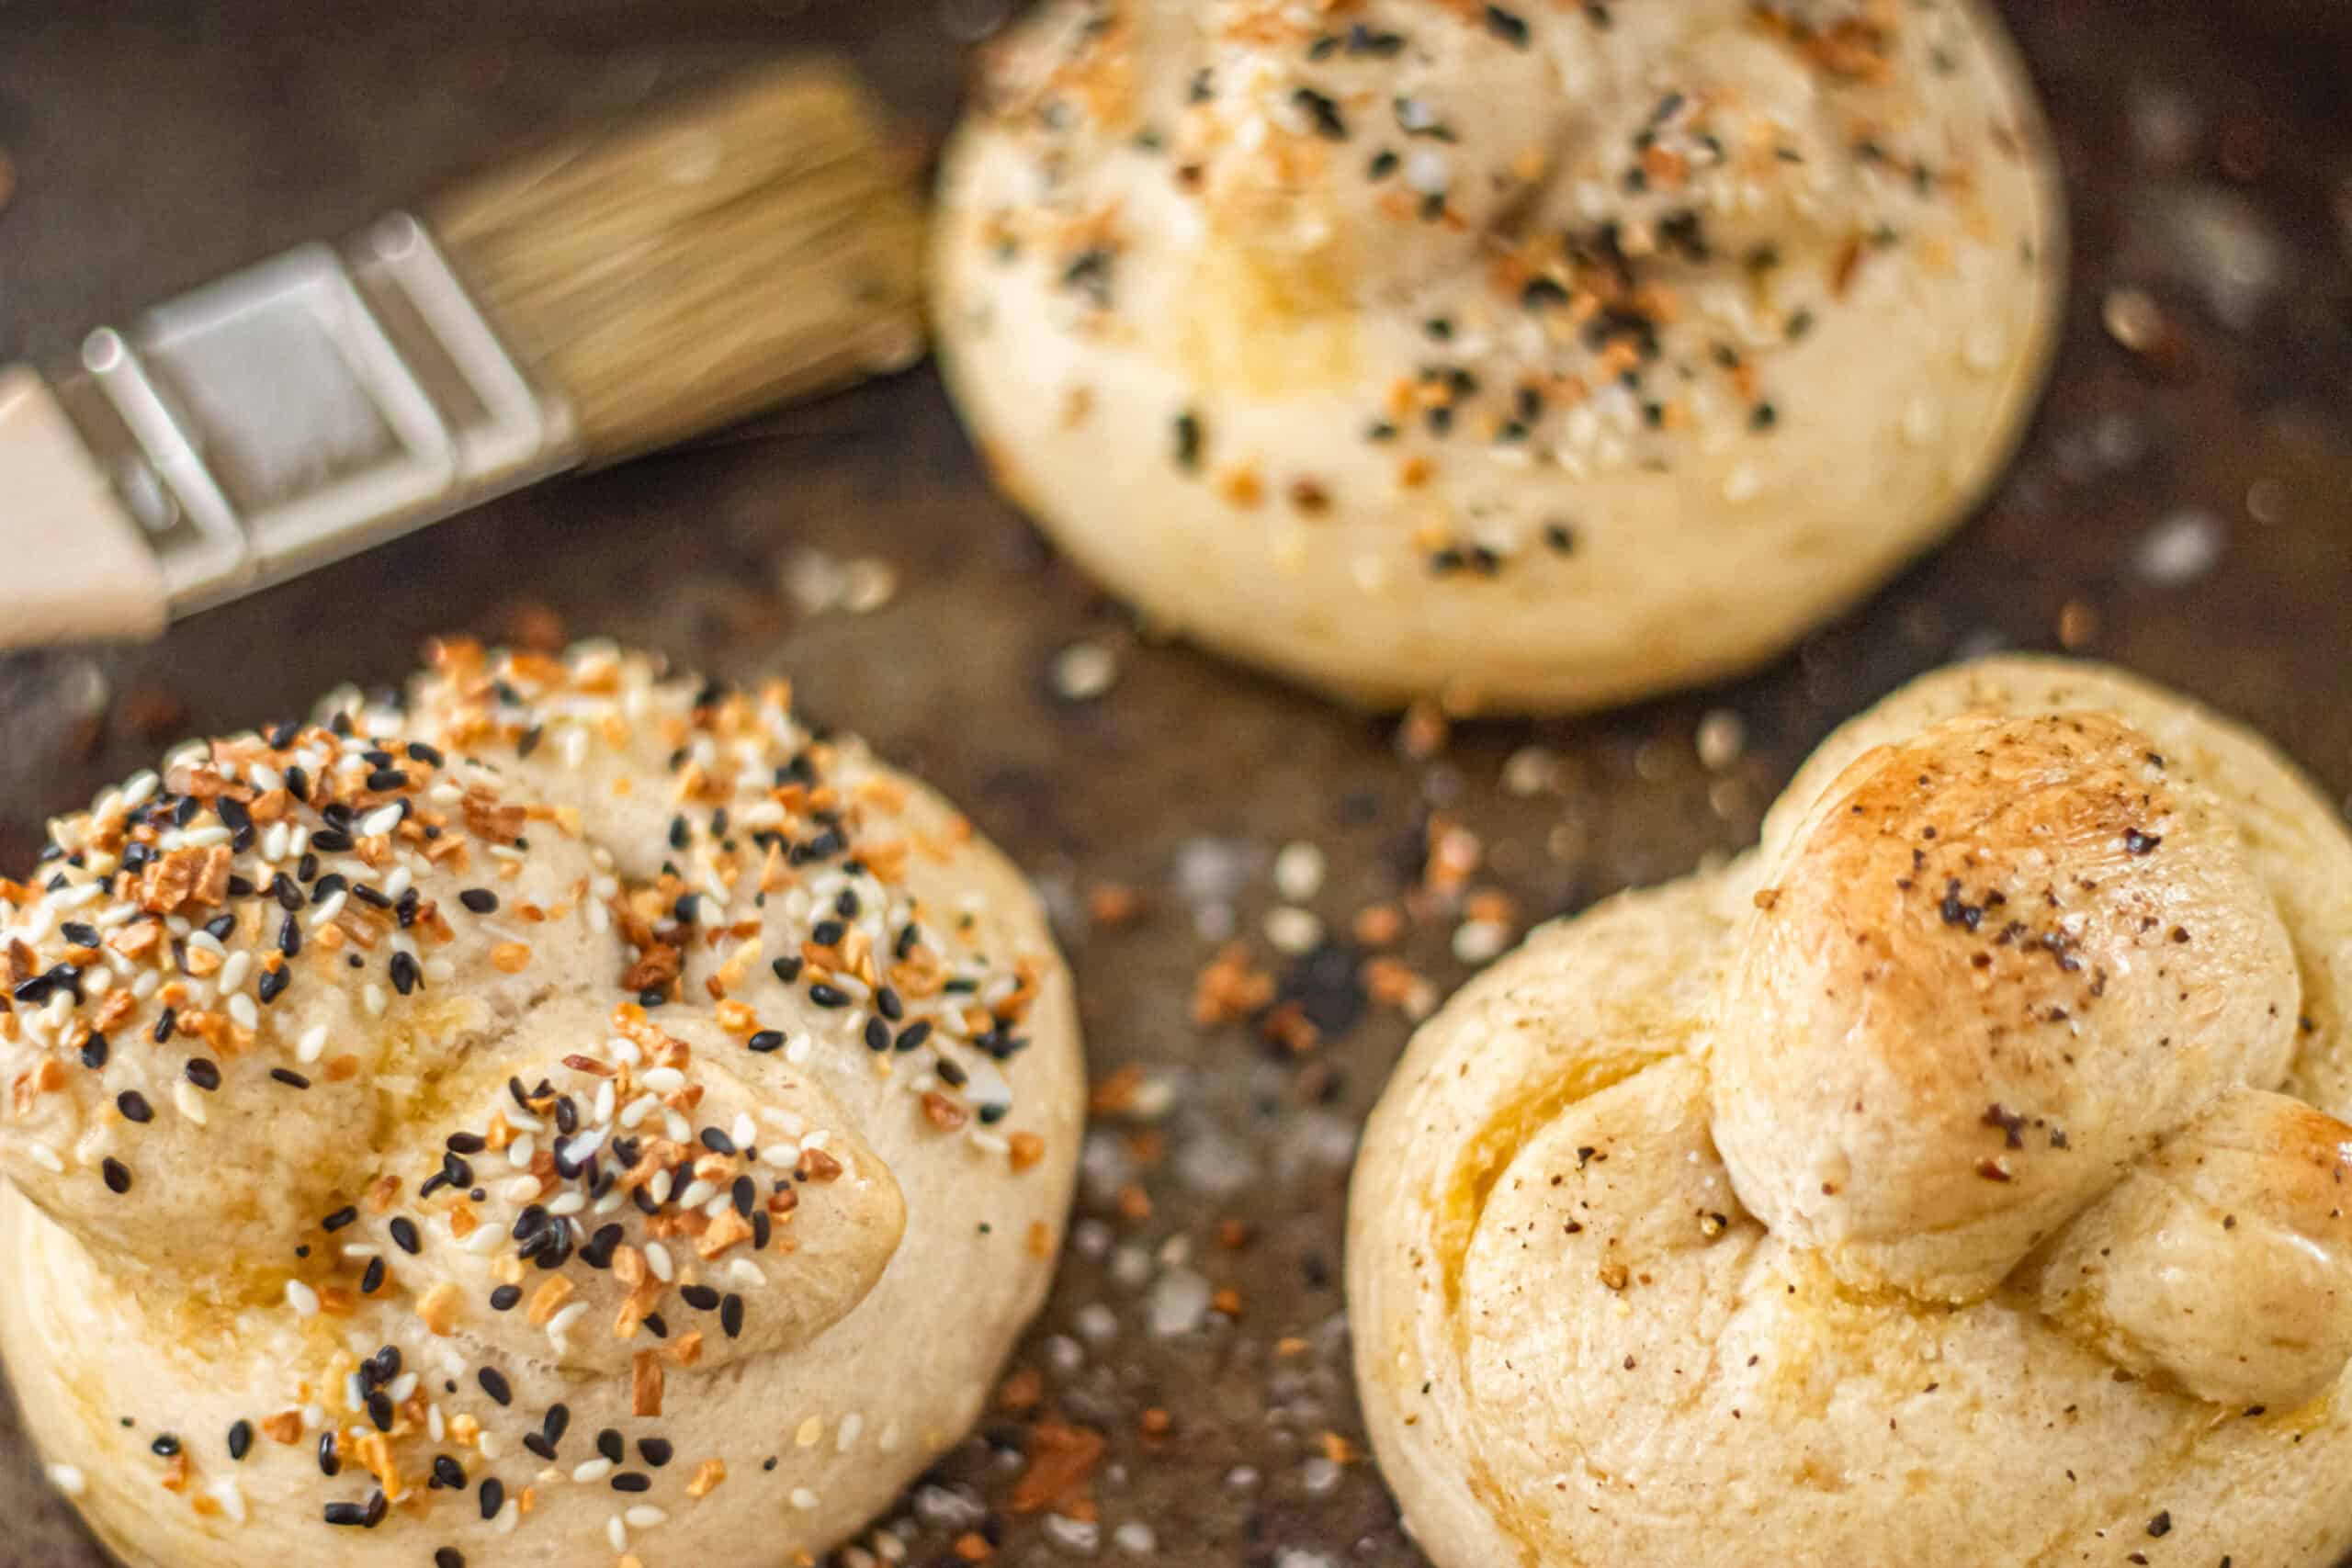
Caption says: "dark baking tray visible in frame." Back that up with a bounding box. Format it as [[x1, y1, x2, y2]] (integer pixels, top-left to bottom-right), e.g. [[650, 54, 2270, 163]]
[[1, 3, 2347, 1562]]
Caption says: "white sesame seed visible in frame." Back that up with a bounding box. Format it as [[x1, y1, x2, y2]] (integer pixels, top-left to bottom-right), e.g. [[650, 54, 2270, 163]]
[[1452, 919, 1511, 965], [493, 1498, 519, 1535], [620, 1095, 657, 1130], [25, 1143, 62, 1174], [836, 1412, 865, 1452], [797, 1415, 824, 1448], [508, 1134, 537, 1168], [625, 1506, 669, 1529], [645, 1242, 675, 1282], [228, 993, 259, 1032], [679, 1179, 718, 1211], [790, 1488, 820, 1511], [173, 1083, 209, 1126], [286, 1280, 321, 1316], [46, 1463, 85, 1497], [1263, 907, 1323, 954], [359, 804, 404, 839], [546, 1192, 587, 1217], [1272, 842, 1326, 902], [389, 1371, 418, 1402], [121, 772, 159, 809], [1050, 642, 1118, 702], [572, 1457, 616, 1484], [640, 1067, 685, 1093], [380, 866, 413, 903], [307, 891, 348, 931], [502, 1175, 542, 1204], [606, 1514, 628, 1551], [648, 1169, 673, 1207], [217, 952, 252, 994], [296, 1024, 328, 1064], [732, 1113, 757, 1149]]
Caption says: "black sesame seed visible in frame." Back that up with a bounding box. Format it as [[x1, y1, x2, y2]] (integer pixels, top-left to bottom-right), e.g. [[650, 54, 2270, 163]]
[[389, 1217, 422, 1255], [771, 956, 803, 984], [478, 1368, 512, 1406], [543, 1404, 571, 1445], [271, 1067, 312, 1089], [479, 1476, 505, 1518], [432, 1454, 466, 1490], [79, 1033, 108, 1070], [436, 1550, 466, 1568], [489, 1284, 522, 1312], [227, 1420, 252, 1461], [152, 1008, 175, 1045], [599, 1429, 625, 1463], [521, 1433, 557, 1461], [808, 983, 849, 1009], [360, 1257, 387, 1294], [612, 1472, 652, 1493], [367, 1392, 394, 1432], [184, 1057, 220, 1091], [864, 1016, 891, 1052], [747, 1030, 786, 1054], [1292, 85, 1347, 139], [639, 1438, 674, 1467], [458, 889, 499, 914], [679, 1283, 721, 1312], [323, 1206, 359, 1232], [319, 1432, 341, 1475], [257, 964, 290, 1004], [151, 1434, 180, 1457], [720, 1293, 745, 1339], [323, 1502, 368, 1528], [388, 952, 421, 996]]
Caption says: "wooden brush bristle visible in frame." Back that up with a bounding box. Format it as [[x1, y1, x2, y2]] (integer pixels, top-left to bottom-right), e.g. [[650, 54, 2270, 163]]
[[427, 61, 925, 465]]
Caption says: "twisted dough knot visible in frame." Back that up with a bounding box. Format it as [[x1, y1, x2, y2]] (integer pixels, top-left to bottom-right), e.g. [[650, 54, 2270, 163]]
[[0, 641, 1079, 1562], [1349, 659, 2352, 1568], [935, 0, 2061, 713], [1716, 707, 2352, 1402]]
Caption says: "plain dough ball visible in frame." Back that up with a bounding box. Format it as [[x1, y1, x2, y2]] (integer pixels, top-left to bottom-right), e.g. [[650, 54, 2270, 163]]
[[0, 640, 1083, 1568], [1347, 656, 2352, 1567], [933, 0, 2065, 713]]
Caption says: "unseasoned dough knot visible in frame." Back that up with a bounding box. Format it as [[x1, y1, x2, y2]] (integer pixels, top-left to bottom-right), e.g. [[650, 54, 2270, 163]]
[[1349, 657, 2352, 1568]]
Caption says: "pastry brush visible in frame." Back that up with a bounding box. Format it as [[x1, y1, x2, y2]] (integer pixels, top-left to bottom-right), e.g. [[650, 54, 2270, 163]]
[[0, 59, 925, 650]]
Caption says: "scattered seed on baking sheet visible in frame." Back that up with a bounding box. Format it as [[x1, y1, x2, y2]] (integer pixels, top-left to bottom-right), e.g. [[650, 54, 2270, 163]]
[[1052, 642, 1119, 701]]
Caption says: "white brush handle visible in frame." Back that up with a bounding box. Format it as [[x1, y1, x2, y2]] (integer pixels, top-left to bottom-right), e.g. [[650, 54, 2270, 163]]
[[0, 367, 168, 648]]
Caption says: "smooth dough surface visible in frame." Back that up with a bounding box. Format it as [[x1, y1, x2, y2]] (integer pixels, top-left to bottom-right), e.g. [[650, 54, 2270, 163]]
[[933, 0, 2064, 713], [0, 640, 1083, 1567], [1348, 656, 2352, 1566]]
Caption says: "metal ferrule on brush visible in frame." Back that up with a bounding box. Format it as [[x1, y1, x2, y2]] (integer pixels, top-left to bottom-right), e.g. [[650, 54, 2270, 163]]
[[40, 215, 580, 616]]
